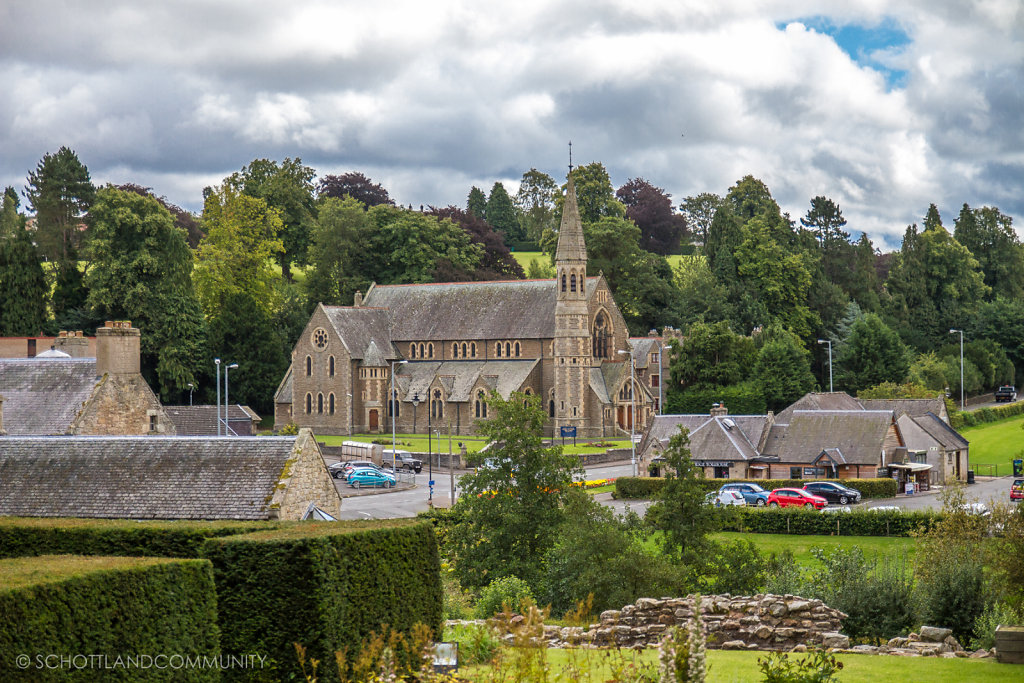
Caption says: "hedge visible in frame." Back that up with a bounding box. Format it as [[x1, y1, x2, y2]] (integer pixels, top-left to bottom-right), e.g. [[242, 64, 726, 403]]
[[0, 555, 219, 682], [664, 382, 766, 416], [201, 519, 442, 683], [950, 400, 1024, 429], [0, 517, 271, 559], [720, 506, 941, 537], [615, 477, 898, 500]]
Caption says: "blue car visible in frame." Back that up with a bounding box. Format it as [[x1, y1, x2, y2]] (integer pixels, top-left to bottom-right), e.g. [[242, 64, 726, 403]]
[[347, 468, 396, 489], [718, 483, 769, 506]]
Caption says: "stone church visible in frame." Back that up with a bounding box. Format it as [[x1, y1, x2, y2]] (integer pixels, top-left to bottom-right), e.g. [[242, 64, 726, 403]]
[[275, 173, 661, 438]]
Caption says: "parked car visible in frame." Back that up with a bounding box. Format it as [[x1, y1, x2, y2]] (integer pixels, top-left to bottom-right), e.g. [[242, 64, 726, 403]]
[[347, 468, 397, 489], [868, 506, 902, 513], [382, 449, 422, 473], [767, 488, 828, 510], [802, 481, 862, 505], [995, 385, 1017, 402], [718, 482, 769, 506], [339, 460, 384, 480], [706, 489, 746, 507], [1011, 479, 1024, 502], [821, 506, 852, 514]]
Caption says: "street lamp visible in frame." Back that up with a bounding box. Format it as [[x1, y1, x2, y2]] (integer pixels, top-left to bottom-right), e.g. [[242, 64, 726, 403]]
[[618, 349, 637, 477], [390, 359, 408, 473], [411, 393, 420, 435], [188, 383, 195, 406], [224, 363, 238, 435], [816, 339, 833, 393], [214, 358, 221, 436], [950, 329, 964, 410]]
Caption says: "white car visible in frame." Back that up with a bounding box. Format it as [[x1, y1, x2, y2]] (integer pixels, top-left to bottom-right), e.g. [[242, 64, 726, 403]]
[[707, 489, 746, 507]]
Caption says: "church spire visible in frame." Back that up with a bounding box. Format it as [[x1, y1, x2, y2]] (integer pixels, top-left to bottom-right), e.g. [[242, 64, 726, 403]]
[[555, 172, 587, 263]]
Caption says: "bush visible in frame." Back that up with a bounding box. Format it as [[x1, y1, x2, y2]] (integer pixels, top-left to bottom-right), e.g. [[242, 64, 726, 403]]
[[201, 520, 442, 683], [758, 650, 843, 683], [722, 506, 940, 537], [664, 382, 766, 416], [949, 399, 1024, 429], [915, 546, 989, 644], [475, 575, 534, 618], [615, 477, 667, 499], [0, 555, 220, 682], [445, 622, 502, 665], [970, 601, 1024, 650]]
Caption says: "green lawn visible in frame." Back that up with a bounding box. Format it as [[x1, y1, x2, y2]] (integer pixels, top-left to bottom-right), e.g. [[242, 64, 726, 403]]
[[511, 250, 547, 274], [960, 413, 1024, 475], [315, 433, 628, 457], [712, 532, 918, 567], [459, 648, 1018, 682]]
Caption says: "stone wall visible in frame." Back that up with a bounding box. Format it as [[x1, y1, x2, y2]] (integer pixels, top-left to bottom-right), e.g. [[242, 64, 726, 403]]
[[274, 429, 343, 520], [70, 374, 172, 435], [544, 595, 849, 651]]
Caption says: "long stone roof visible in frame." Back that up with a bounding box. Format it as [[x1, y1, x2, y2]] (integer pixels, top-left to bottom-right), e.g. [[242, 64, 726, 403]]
[[640, 414, 770, 462], [361, 278, 598, 341], [396, 360, 538, 403], [0, 436, 296, 520], [772, 392, 863, 424], [859, 398, 947, 421], [163, 405, 261, 436], [762, 410, 896, 465], [322, 306, 398, 361], [0, 358, 98, 435]]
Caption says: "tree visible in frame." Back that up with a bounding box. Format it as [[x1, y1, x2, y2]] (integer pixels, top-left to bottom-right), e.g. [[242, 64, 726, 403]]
[[427, 206, 524, 280], [668, 321, 756, 390], [923, 203, 943, 231], [305, 196, 372, 306], [673, 254, 733, 326], [226, 158, 316, 282], [24, 146, 95, 264], [974, 297, 1024, 379], [953, 204, 1024, 300], [0, 186, 23, 237], [448, 391, 583, 589], [117, 183, 204, 248], [0, 225, 48, 335], [484, 181, 522, 243], [555, 162, 625, 226], [754, 326, 816, 412], [679, 193, 721, 245], [514, 169, 558, 242], [317, 171, 394, 208], [836, 313, 909, 393], [466, 186, 487, 219], [616, 178, 688, 255], [801, 196, 849, 245], [85, 187, 207, 400]]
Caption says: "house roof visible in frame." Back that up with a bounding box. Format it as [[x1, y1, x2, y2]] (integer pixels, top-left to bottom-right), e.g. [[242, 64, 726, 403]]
[[163, 405, 262, 436], [640, 414, 769, 462], [859, 398, 947, 421], [762, 410, 896, 465], [396, 360, 538, 403], [361, 278, 598, 341], [0, 436, 299, 520], [274, 365, 293, 403], [0, 358, 99, 435], [907, 412, 969, 450], [628, 338, 660, 370], [322, 306, 398, 361], [773, 392, 863, 424]]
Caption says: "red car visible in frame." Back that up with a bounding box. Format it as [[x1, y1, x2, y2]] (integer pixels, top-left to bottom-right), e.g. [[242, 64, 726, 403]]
[[767, 488, 828, 510], [1011, 479, 1023, 502]]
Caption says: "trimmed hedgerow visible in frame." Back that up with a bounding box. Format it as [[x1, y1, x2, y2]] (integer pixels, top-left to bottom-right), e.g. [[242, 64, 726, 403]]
[[614, 477, 898, 500], [950, 400, 1024, 429], [201, 519, 442, 683], [0, 555, 220, 682], [0, 517, 272, 559], [719, 506, 941, 537]]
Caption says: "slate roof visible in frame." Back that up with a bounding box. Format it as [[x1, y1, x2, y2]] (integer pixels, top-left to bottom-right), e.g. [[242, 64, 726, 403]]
[[908, 412, 969, 450], [0, 436, 297, 520], [397, 360, 538, 403], [628, 338, 660, 370], [762, 410, 895, 465], [361, 278, 598, 341], [589, 367, 611, 404], [274, 365, 293, 403], [322, 307, 398, 360], [773, 392, 863, 424], [0, 358, 98, 435], [640, 414, 770, 463], [163, 405, 262, 436], [361, 340, 387, 368], [859, 398, 947, 421]]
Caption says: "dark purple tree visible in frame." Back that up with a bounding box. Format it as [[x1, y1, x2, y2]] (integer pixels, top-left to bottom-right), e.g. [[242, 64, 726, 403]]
[[616, 178, 688, 255], [117, 183, 204, 248], [427, 206, 525, 281], [317, 172, 394, 208]]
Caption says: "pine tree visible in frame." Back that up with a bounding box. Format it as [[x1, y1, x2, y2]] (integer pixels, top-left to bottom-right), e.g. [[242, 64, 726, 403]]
[[466, 186, 487, 218], [485, 182, 521, 243], [0, 227, 48, 335]]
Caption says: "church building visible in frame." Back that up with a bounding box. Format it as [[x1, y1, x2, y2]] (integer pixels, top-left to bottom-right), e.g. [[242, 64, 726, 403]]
[[274, 173, 661, 438]]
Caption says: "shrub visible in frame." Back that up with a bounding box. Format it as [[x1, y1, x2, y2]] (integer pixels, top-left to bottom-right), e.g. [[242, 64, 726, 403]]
[[915, 545, 989, 644], [970, 601, 1024, 650], [614, 477, 667, 499], [722, 506, 940, 537], [444, 622, 502, 665], [475, 575, 535, 618], [758, 650, 843, 683], [0, 555, 220, 682], [201, 519, 442, 683]]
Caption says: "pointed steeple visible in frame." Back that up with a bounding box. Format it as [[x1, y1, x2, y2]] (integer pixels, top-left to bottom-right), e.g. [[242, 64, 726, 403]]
[[555, 173, 587, 263]]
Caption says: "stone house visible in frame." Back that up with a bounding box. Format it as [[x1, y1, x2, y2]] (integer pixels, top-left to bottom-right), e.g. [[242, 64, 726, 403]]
[[275, 173, 662, 438], [0, 429, 340, 521], [0, 321, 171, 436], [164, 404, 262, 436]]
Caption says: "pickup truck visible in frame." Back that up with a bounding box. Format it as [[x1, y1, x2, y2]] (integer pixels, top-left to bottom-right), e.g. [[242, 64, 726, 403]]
[[995, 385, 1017, 402], [382, 450, 422, 473]]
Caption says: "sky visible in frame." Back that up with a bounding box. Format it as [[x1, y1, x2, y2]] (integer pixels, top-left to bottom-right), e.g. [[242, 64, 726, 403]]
[[1, 0, 1021, 250]]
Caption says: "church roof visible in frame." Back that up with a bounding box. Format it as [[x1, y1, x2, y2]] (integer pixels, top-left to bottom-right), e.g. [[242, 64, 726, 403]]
[[322, 306, 398, 360], [0, 358, 98, 435], [362, 278, 598, 341], [360, 340, 388, 367], [555, 173, 587, 262], [0, 436, 298, 520], [628, 338, 660, 369], [397, 360, 538, 403], [274, 364, 293, 403]]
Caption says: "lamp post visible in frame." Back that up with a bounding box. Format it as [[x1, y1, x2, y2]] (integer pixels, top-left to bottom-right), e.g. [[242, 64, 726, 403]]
[[950, 329, 964, 410], [188, 383, 194, 406], [215, 359, 221, 436], [390, 359, 408, 473], [224, 363, 238, 435], [816, 339, 833, 393], [618, 349, 637, 477]]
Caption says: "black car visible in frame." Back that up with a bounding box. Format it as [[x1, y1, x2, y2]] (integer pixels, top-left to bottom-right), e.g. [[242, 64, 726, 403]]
[[802, 481, 862, 505]]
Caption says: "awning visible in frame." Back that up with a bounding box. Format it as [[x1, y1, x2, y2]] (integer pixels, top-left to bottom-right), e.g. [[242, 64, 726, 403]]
[[747, 465, 769, 470], [889, 462, 933, 472]]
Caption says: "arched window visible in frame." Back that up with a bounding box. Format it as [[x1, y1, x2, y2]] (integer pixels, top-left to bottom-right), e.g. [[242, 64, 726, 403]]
[[561, 273, 567, 292], [570, 273, 577, 292], [592, 311, 610, 359], [505, 342, 511, 357], [329, 356, 335, 377], [514, 341, 521, 357], [523, 388, 532, 408], [478, 391, 488, 418], [317, 393, 324, 414], [410, 344, 417, 359], [420, 343, 426, 358], [452, 343, 459, 358], [329, 393, 335, 415], [389, 390, 399, 417], [471, 342, 477, 358], [460, 342, 467, 358], [431, 389, 444, 420], [305, 393, 312, 414], [428, 343, 434, 358], [549, 400, 555, 417], [496, 343, 502, 358], [305, 355, 312, 376]]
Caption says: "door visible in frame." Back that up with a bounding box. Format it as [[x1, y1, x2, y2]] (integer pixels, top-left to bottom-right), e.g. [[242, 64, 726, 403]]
[[369, 409, 379, 431]]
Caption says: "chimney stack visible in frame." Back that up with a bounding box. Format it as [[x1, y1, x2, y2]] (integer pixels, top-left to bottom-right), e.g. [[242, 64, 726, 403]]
[[710, 402, 728, 417], [354, 291, 363, 307], [54, 330, 89, 358], [0, 394, 7, 436], [95, 321, 141, 376]]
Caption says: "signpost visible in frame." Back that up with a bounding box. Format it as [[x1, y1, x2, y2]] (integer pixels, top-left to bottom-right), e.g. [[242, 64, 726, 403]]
[[560, 425, 577, 447]]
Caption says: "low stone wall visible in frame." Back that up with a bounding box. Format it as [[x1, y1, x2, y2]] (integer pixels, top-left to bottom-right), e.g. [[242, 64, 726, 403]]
[[544, 594, 849, 651]]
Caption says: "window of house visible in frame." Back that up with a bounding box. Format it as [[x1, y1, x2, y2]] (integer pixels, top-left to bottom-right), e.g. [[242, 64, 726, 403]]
[[651, 352, 660, 364], [505, 342, 511, 357], [420, 343, 426, 358], [329, 356, 335, 378], [329, 393, 335, 415], [652, 374, 660, 388], [411, 344, 417, 359], [317, 393, 324, 415], [305, 355, 312, 376], [389, 390, 399, 417], [714, 466, 729, 479], [592, 312, 610, 359], [452, 343, 458, 358], [149, 415, 157, 432], [305, 393, 312, 414], [475, 391, 487, 418], [496, 343, 502, 358], [549, 400, 555, 417], [462, 342, 468, 358], [790, 467, 802, 479]]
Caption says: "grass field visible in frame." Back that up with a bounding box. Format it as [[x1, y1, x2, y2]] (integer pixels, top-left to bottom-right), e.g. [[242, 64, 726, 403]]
[[511, 250, 547, 274], [711, 531, 918, 567], [961, 413, 1024, 475], [315, 433, 628, 456], [459, 648, 1019, 682]]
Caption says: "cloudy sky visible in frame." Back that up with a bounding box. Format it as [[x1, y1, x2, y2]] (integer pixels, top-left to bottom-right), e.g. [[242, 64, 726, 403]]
[[1, 0, 1021, 249]]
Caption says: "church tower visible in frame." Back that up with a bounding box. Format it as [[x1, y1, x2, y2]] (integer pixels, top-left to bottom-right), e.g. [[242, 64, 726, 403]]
[[553, 172, 591, 435]]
